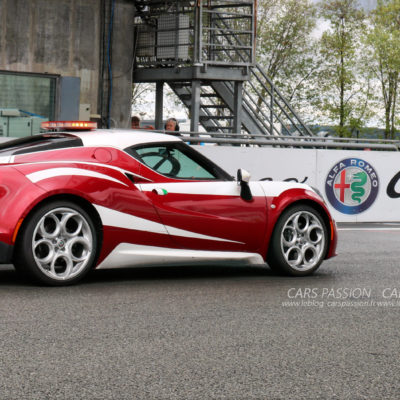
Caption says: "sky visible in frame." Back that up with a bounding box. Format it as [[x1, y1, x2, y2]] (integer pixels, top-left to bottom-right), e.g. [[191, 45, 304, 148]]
[[312, 0, 377, 11]]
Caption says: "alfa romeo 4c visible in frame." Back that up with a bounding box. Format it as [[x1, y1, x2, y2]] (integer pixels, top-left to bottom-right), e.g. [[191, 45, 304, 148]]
[[0, 122, 337, 285]]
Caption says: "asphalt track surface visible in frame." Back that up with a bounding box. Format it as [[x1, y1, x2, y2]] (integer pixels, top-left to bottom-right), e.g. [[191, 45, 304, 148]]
[[1, 224, 400, 400]]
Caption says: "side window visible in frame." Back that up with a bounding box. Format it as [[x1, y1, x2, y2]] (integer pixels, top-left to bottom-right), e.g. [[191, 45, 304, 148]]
[[130, 144, 217, 179]]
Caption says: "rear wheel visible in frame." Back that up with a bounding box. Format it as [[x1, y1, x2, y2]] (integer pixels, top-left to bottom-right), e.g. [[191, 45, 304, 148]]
[[267, 204, 328, 276], [14, 201, 98, 285]]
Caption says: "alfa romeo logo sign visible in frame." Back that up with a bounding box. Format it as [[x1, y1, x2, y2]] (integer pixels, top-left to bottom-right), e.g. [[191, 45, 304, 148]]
[[325, 158, 379, 214]]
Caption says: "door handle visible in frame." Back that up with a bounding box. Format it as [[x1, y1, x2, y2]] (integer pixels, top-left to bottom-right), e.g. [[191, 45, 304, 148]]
[[152, 188, 168, 195]]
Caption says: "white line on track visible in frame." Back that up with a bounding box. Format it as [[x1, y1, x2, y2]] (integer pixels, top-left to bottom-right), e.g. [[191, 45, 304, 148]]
[[338, 227, 400, 231]]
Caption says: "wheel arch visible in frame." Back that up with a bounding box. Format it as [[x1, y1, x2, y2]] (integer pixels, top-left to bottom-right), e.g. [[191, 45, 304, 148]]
[[285, 199, 332, 235], [14, 194, 103, 254], [266, 198, 333, 260]]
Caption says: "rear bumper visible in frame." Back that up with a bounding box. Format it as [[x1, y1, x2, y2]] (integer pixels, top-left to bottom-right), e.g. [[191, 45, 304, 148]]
[[0, 240, 13, 264]]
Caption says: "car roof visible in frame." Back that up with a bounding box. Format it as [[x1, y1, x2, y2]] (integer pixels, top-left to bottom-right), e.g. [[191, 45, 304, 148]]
[[72, 129, 182, 149]]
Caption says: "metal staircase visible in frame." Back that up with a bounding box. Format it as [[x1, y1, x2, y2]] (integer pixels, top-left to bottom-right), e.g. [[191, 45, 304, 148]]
[[169, 82, 237, 133], [133, 0, 313, 137], [168, 65, 314, 136]]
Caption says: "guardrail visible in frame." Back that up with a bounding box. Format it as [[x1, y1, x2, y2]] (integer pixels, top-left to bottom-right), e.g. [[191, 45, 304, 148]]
[[158, 130, 400, 151], [2, 130, 397, 151]]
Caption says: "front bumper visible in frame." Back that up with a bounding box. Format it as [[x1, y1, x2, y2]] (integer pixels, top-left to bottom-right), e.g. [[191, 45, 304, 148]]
[[326, 219, 338, 259]]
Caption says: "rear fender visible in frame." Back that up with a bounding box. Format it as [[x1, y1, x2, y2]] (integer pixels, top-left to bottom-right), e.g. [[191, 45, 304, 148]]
[[0, 167, 46, 245]]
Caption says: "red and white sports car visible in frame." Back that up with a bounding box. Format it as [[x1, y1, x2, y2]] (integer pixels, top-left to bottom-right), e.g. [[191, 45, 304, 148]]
[[0, 123, 337, 285]]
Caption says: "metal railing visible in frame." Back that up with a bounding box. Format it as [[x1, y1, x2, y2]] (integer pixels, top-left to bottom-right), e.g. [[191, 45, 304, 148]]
[[134, 1, 194, 67], [133, 0, 255, 68], [198, 0, 255, 66], [209, 13, 314, 136], [159, 130, 400, 151]]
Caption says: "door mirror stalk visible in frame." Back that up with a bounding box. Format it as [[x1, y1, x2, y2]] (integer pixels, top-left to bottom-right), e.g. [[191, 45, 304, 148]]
[[237, 169, 253, 201]]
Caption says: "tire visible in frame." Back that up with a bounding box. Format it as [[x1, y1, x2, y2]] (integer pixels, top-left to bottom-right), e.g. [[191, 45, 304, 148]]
[[14, 200, 99, 286], [267, 204, 328, 276]]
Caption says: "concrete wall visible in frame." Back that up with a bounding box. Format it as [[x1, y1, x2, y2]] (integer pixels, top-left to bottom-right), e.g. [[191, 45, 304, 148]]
[[103, 0, 136, 128], [0, 0, 135, 127]]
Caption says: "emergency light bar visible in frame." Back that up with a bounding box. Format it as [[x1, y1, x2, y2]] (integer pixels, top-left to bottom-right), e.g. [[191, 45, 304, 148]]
[[41, 121, 97, 130]]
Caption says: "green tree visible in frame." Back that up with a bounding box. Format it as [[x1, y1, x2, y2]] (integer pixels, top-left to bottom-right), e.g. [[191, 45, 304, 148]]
[[366, 0, 400, 139], [255, 0, 319, 114], [132, 82, 153, 106], [131, 82, 188, 121], [316, 0, 367, 137]]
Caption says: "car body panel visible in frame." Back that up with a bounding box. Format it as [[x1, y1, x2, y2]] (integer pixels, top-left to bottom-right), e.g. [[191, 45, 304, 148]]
[[139, 181, 268, 252], [97, 244, 265, 270], [0, 129, 337, 270], [0, 166, 47, 246], [77, 129, 182, 150]]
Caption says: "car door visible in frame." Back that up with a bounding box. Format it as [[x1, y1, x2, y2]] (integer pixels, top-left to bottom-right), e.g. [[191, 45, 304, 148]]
[[130, 142, 268, 253]]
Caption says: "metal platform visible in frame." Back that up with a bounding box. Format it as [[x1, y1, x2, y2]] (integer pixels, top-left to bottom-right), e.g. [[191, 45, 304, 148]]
[[132, 0, 313, 137]]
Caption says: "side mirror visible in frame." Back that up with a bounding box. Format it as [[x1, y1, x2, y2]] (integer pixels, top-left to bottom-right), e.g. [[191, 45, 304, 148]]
[[237, 169, 253, 201], [237, 168, 250, 183]]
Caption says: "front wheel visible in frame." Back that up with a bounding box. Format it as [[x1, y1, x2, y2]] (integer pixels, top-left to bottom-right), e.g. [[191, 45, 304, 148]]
[[14, 201, 99, 285], [267, 204, 328, 276]]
